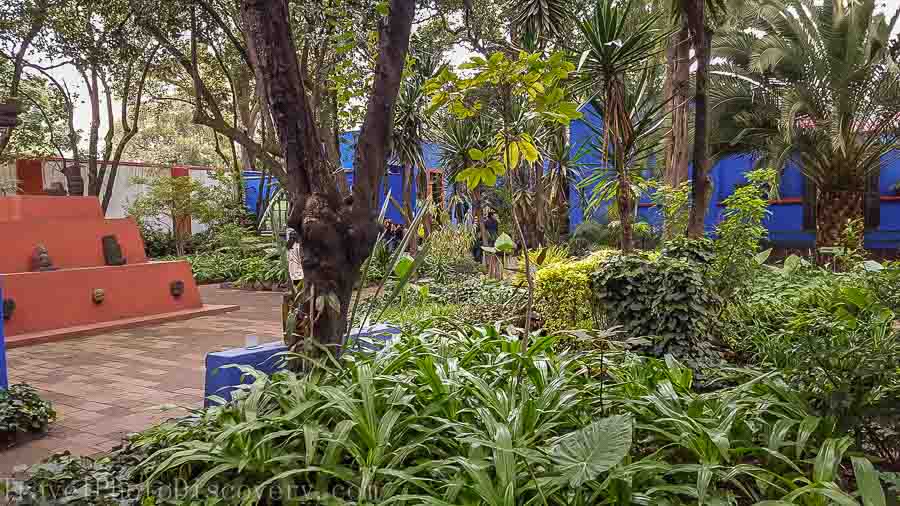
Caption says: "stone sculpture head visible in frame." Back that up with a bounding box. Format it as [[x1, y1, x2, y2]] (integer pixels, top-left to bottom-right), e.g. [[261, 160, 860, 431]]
[[92, 288, 105, 305], [170, 280, 185, 298]]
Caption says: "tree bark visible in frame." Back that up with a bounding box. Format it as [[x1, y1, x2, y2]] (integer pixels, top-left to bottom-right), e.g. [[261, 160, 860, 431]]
[[816, 190, 865, 248], [686, 11, 712, 238], [664, 21, 691, 187], [102, 46, 158, 213], [402, 162, 417, 254], [242, 0, 415, 365]]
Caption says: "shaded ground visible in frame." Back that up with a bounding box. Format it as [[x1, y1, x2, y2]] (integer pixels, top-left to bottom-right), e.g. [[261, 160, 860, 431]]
[[1, 286, 283, 478]]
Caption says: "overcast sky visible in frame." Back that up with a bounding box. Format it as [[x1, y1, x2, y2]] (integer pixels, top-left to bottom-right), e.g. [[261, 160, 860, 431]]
[[47, 0, 900, 162]]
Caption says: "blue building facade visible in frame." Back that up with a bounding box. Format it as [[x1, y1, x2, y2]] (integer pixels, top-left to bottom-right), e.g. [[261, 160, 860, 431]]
[[244, 132, 444, 225], [569, 104, 900, 249]]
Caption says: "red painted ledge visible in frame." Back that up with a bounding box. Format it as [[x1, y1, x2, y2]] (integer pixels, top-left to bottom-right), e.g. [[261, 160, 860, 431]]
[[5, 304, 240, 349]]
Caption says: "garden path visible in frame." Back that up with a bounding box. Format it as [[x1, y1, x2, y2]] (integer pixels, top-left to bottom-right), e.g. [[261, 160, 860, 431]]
[[0, 286, 283, 478]]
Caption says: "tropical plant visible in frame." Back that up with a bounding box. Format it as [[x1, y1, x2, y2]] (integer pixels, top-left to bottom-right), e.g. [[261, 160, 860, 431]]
[[711, 0, 900, 248], [392, 50, 443, 253], [576, 0, 671, 251]]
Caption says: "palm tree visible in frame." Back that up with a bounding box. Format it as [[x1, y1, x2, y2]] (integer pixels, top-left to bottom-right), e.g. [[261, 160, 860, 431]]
[[711, 0, 900, 249], [433, 114, 495, 251], [392, 51, 442, 253], [577, 0, 670, 251]]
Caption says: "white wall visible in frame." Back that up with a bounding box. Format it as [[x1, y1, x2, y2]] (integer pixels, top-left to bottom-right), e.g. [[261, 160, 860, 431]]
[[39, 159, 211, 234]]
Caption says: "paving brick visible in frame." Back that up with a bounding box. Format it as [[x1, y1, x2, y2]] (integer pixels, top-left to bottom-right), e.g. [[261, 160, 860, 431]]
[[0, 286, 282, 478]]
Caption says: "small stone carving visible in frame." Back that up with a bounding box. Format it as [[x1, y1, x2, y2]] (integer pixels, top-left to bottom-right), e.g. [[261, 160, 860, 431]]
[[92, 288, 105, 304], [2, 298, 14, 320], [30, 244, 57, 272], [102, 235, 127, 266], [170, 280, 185, 298]]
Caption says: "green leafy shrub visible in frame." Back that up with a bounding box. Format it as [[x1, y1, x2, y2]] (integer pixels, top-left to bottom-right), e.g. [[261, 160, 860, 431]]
[[591, 254, 723, 363], [567, 220, 611, 254], [651, 181, 691, 241], [1, 384, 56, 445], [725, 268, 900, 468], [660, 236, 715, 264], [534, 249, 617, 333], [514, 244, 570, 284], [420, 223, 477, 282], [711, 168, 773, 295]]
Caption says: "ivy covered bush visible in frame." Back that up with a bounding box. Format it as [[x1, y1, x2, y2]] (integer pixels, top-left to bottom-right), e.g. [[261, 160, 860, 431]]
[[591, 254, 723, 362], [1, 384, 56, 446], [533, 249, 617, 333]]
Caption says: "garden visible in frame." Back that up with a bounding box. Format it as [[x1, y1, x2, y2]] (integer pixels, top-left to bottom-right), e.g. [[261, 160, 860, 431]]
[[1, 0, 899, 502]]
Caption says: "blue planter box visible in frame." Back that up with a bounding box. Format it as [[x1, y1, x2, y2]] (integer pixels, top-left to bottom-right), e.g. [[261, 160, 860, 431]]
[[203, 324, 400, 407]]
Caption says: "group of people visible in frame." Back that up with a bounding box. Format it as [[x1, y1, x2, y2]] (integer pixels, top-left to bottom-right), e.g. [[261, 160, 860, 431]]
[[383, 219, 405, 252]]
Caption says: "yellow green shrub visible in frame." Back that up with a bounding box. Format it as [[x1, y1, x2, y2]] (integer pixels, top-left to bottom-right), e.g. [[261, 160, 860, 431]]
[[534, 249, 617, 333]]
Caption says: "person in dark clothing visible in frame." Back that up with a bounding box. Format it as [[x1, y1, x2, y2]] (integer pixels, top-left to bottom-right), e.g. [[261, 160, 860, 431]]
[[484, 212, 499, 242]]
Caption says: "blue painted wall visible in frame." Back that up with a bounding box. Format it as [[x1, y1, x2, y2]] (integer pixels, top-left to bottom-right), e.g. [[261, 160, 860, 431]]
[[243, 131, 439, 225], [570, 104, 900, 249]]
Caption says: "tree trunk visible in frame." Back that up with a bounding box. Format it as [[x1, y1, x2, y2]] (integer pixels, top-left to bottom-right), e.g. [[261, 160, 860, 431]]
[[815, 190, 865, 248], [664, 21, 691, 187], [617, 170, 635, 252], [402, 162, 417, 254], [242, 0, 414, 366], [686, 17, 712, 238], [417, 167, 431, 237], [84, 66, 102, 197]]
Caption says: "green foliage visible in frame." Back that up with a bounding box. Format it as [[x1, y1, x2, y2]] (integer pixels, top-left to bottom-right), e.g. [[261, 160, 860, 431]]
[[514, 245, 570, 284], [569, 221, 612, 254], [652, 181, 692, 241], [724, 267, 900, 468], [832, 217, 867, 272], [661, 237, 716, 265], [591, 254, 724, 364], [14, 332, 894, 505], [420, 223, 478, 283], [427, 50, 580, 189], [127, 174, 223, 256], [0, 384, 56, 443], [534, 249, 617, 333], [711, 168, 773, 295]]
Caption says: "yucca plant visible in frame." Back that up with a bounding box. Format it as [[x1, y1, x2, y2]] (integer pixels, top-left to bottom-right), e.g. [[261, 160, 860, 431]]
[[577, 0, 671, 251], [711, 0, 900, 249]]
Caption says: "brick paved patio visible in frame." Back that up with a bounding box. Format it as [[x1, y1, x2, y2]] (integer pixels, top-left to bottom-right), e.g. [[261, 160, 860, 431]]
[[1, 286, 283, 477]]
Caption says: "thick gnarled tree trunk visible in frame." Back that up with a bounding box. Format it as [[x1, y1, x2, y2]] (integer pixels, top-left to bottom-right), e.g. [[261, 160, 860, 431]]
[[241, 0, 414, 366]]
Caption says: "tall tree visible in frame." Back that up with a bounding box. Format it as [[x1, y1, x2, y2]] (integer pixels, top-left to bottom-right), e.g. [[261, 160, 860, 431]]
[[682, 0, 724, 237], [241, 0, 415, 361]]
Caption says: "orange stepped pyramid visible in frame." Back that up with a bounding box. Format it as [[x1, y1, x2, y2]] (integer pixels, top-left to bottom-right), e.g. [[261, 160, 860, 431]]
[[0, 196, 238, 347]]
